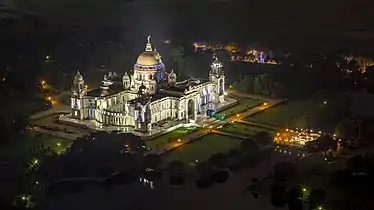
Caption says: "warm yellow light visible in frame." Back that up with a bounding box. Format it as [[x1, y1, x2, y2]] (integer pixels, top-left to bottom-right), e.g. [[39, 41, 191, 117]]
[[41, 80, 46, 85], [263, 102, 268, 106], [85, 85, 88, 89], [57, 142, 61, 146], [177, 139, 181, 142]]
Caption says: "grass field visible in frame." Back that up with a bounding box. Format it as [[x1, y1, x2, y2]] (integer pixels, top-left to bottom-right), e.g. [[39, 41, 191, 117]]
[[217, 98, 261, 116], [244, 99, 322, 127], [222, 122, 275, 136], [162, 134, 242, 166], [146, 126, 199, 149]]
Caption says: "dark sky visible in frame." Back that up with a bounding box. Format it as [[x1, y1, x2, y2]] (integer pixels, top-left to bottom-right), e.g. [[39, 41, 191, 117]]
[[106, 0, 373, 52]]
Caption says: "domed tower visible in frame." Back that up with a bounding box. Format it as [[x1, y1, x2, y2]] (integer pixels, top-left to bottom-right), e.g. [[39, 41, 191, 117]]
[[138, 82, 147, 96], [99, 74, 113, 97], [123, 72, 131, 90], [168, 69, 177, 86], [209, 55, 225, 102], [132, 35, 166, 95], [71, 70, 87, 119]]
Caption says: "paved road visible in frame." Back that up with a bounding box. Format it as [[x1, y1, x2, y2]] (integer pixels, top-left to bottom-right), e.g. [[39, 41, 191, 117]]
[[33, 127, 81, 140], [149, 93, 285, 155]]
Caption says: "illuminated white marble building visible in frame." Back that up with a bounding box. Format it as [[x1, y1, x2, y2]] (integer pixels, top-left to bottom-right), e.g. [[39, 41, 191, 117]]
[[69, 36, 226, 133]]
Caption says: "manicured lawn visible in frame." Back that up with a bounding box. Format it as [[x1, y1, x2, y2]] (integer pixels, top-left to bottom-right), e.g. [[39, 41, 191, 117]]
[[217, 98, 261, 116], [244, 99, 322, 127], [162, 134, 242, 166], [222, 122, 274, 136], [146, 126, 199, 149]]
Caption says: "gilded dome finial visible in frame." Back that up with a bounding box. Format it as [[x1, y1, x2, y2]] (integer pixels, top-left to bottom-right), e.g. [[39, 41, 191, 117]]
[[145, 35, 153, 52]]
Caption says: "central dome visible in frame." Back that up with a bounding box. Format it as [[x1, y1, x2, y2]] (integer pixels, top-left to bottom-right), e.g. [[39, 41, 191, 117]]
[[134, 36, 165, 71], [136, 51, 160, 66]]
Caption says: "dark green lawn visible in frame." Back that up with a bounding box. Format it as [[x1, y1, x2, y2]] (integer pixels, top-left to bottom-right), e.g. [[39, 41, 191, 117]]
[[217, 98, 261, 116], [222, 122, 274, 136], [245, 99, 323, 127], [162, 134, 242, 166], [146, 126, 199, 149]]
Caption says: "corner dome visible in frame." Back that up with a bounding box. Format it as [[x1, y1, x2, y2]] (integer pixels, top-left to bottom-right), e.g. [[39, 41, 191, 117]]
[[74, 70, 83, 81]]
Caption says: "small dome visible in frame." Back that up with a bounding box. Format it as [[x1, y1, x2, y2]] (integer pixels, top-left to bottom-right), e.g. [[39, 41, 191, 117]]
[[123, 72, 130, 80], [169, 69, 177, 78], [74, 70, 83, 81]]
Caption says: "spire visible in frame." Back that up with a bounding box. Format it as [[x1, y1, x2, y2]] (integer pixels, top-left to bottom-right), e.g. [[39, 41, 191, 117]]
[[145, 35, 153, 52]]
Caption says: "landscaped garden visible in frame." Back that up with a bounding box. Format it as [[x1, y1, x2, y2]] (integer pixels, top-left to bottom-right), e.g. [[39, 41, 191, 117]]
[[146, 126, 199, 149], [217, 98, 261, 116], [0, 133, 72, 161], [222, 122, 275, 136], [161, 134, 242, 166], [244, 99, 323, 127]]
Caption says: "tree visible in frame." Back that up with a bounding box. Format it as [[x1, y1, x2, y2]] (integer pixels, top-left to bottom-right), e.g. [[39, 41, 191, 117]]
[[273, 162, 295, 181], [195, 161, 213, 189], [211, 170, 230, 184], [13, 115, 30, 133], [227, 149, 243, 171], [208, 153, 228, 169], [315, 136, 337, 153], [240, 139, 259, 154], [290, 115, 310, 129], [168, 160, 185, 186], [270, 184, 287, 207], [287, 187, 303, 210], [144, 154, 162, 170], [335, 119, 357, 142], [253, 131, 273, 146], [346, 154, 373, 174], [308, 189, 326, 210], [287, 198, 303, 210]]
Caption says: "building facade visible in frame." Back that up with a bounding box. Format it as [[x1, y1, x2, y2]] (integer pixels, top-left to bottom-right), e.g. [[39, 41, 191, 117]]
[[70, 36, 225, 133]]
